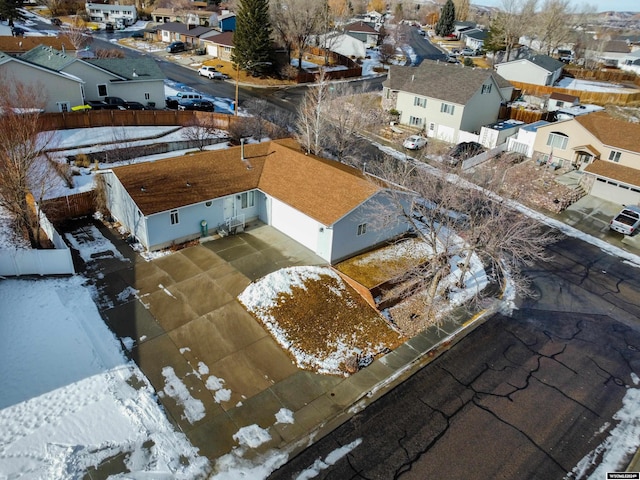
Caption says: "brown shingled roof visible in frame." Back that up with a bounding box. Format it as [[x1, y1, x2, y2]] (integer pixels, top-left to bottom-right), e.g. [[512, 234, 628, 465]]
[[0, 37, 76, 54], [111, 139, 382, 225], [585, 160, 640, 187], [576, 111, 640, 153]]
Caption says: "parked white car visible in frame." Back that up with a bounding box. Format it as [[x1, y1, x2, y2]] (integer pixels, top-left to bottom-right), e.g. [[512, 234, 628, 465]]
[[609, 205, 640, 235], [403, 135, 427, 150], [198, 66, 219, 78]]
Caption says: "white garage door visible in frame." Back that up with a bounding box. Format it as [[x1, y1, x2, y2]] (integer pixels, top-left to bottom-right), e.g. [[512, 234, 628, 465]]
[[270, 198, 318, 253], [591, 178, 640, 206], [206, 44, 218, 57]]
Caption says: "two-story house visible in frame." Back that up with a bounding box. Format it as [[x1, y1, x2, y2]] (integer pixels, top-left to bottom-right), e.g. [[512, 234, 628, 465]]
[[382, 61, 513, 143], [20, 46, 165, 109], [86, 2, 137, 27], [532, 111, 640, 205]]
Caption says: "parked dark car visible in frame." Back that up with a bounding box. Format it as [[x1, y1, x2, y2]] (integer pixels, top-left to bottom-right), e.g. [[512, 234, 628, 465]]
[[124, 101, 146, 110], [167, 41, 186, 53], [177, 99, 215, 112], [51, 18, 62, 26], [85, 100, 120, 110], [12, 26, 26, 36], [448, 141, 485, 164], [130, 31, 145, 39]]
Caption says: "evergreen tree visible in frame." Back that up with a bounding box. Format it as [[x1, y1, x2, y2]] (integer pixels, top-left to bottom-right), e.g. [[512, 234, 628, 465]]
[[483, 14, 507, 53], [435, 0, 455, 37], [232, 0, 274, 76], [0, 0, 25, 27]]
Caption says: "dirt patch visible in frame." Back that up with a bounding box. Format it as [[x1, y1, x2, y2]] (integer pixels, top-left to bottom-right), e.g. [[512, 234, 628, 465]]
[[239, 266, 405, 376]]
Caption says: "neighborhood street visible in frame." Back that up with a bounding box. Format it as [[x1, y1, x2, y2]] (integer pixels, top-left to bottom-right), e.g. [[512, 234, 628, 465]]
[[268, 233, 640, 479]]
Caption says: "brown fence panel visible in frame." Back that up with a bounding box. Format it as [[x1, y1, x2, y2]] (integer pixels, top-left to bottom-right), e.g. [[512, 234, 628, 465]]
[[509, 80, 640, 106], [43, 191, 95, 223], [37, 110, 235, 131]]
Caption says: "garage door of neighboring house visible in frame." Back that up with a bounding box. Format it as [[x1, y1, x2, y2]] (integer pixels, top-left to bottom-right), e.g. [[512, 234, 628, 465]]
[[270, 197, 319, 253], [590, 177, 640, 206], [206, 44, 218, 57]]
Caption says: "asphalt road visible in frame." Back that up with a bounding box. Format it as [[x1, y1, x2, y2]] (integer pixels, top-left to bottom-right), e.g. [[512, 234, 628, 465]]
[[268, 234, 640, 480], [407, 27, 449, 65]]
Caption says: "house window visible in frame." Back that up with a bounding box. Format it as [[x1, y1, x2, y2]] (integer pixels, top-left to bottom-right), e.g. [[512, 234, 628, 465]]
[[409, 116, 423, 126], [144, 92, 150, 100], [414, 96, 427, 108], [440, 103, 455, 115], [170, 209, 179, 225], [608, 150, 621, 162], [57, 102, 70, 112], [556, 100, 565, 107], [241, 191, 255, 209], [428, 122, 435, 132], [481, 84, 492, 94], [97, 84, 107, 96], [224, 46, 231, 53], [546, 132, 568, 150], [357, 223, 367, 236]]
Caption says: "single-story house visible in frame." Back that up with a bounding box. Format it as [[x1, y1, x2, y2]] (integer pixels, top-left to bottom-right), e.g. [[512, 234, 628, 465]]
[[86, 2, 137, 27], [0, 50, 84, 112], [151, 8, 210, 26], [20, 45, 165, 108], [345, 21, 380, 48], [620, 49, 640, 74], [495, 54, 565, 86], [462, 28, 488, 51], [531, 111, 640, 204], [201, 31, 234, 61], [382, 61, 514, 143], [315, 32, 366, 59], [102, 139, 413, 263], [585, 40, 631, 67], [453, 21, 477, 40], [156, 22, 215, 48], [547, 92, 579, 111]]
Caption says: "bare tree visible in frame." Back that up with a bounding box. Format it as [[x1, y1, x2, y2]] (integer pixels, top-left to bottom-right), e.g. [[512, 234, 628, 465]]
[[453, 0, 470, 21], [295, 69, 330, 155], [95, 48, 126, 58], [61, 15, 93, 52], [271, 0, 326, 70], [366, 155, 557, 334], [323, 85, 386, 164], [181, 116, 225, 151], [492, 0, 538, 62], [0, 78, 60, 248]]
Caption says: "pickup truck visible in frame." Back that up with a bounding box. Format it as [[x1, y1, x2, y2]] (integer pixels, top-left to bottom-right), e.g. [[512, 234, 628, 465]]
[[166, 92, 203, 109], [609, 205, 640, 235]]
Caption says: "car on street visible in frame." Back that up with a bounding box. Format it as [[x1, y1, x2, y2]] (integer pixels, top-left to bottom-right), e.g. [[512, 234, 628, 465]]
[[177, 99, 215, 112], [609, 205, 640, 235], [166, 92, 203, 109], [131, 31, 145, 39], [166, 41, 186, 53], [198, 65, 218, 78], [403, 135, 428, 150]]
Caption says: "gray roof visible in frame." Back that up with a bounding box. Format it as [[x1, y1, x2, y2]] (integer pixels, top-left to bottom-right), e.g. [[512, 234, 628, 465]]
[[20, 45, 75, 71], [383, 61, 511, 105], [86, 57, 165, 80], [527, 54, 564, 73], [158, 21, 214, 37], [464, 29, 488, 41]]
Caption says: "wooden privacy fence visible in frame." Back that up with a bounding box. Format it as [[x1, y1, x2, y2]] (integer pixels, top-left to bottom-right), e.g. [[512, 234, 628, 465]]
[[37, 110, 236, 131], [509, 80, 640, 106], [42, 191, 95, 224], [499, 105, 556, 124], [296, 47, 363, 83]]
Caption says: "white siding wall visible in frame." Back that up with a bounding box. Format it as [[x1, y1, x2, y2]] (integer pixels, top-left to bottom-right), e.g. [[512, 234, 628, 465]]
[[495, 61, 552, 86], [396, 91, 464, 142], [106, 81, 166, 109], [330, 191, 412, 263], [103, 171, 149, 247], [460, 81, 503, 134], [270, 197, 320, 254], [0, 62, 84, 112]]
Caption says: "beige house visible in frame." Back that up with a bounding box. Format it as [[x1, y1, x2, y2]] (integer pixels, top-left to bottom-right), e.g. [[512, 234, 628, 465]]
[[532, 111, 640, 204], [495, 55, 564, 86], [382, 61, 513, 143]]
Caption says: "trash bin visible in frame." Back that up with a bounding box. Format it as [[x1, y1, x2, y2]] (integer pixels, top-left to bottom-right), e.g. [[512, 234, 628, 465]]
[[200, 220, 208, 237]]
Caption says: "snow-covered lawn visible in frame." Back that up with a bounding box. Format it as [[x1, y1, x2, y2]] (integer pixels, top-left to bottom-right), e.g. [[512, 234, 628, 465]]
[[0, 275, 210, 478]]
